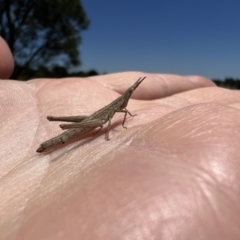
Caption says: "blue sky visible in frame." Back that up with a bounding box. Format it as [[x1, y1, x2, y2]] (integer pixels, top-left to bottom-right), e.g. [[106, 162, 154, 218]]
[[79, 0, 240, 79]]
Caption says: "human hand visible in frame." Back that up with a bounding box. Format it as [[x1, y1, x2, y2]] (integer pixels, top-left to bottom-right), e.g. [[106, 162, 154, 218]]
[[1, 36, 240, 240]]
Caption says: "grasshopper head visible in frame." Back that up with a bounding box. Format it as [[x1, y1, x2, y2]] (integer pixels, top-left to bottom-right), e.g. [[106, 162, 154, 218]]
[[120, 76, 146, 109]]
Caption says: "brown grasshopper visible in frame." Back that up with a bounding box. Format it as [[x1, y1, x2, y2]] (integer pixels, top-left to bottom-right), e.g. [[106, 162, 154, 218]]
[[36, 77, 146, 153]]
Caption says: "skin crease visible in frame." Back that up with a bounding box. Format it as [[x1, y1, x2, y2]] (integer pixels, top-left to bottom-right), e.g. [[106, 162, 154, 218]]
[[1, 36, 240, 239]]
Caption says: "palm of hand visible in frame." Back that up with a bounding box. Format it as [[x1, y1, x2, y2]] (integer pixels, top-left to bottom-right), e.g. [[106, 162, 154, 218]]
[[1, 37, 240, 239]]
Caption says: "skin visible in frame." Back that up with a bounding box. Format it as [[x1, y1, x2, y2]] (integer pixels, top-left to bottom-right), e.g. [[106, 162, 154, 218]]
[[1, 36, 240, 240]]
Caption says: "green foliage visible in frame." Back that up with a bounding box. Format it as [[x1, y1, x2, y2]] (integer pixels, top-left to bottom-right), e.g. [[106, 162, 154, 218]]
[[0, 0, 89, 79], [213, 78, 240, 89], [16, 65, 99, 80]]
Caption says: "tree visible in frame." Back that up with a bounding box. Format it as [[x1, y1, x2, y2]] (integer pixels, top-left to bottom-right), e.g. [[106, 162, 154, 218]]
[[213, 78, 240, 89], [0, 0, 89, 79]]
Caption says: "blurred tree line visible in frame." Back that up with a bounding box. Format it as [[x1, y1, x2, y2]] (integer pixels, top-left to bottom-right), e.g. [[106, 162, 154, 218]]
[[213, 78, 240, 89], [0, 0, 99, 80]]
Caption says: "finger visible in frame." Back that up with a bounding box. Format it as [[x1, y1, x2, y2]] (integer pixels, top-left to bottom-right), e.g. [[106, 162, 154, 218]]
[[0, 37, 14, 79], [90, 72, 216, 100], [173, 86, 240, 106]]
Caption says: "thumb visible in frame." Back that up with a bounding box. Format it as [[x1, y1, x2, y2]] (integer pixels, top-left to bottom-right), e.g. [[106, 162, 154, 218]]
[[0, 37, 14, 79]]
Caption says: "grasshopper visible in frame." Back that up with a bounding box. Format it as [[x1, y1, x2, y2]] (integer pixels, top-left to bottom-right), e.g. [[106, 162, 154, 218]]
[[36, 77, 146, 153]]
